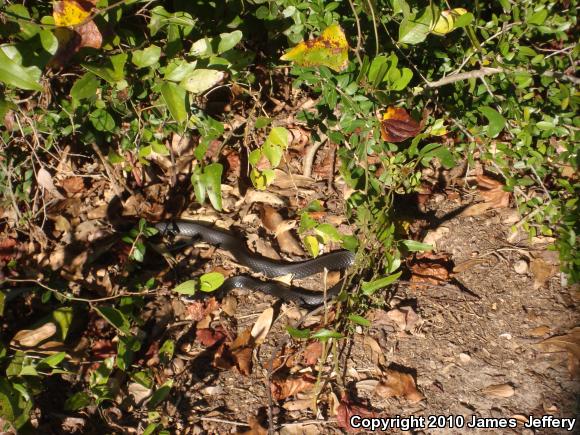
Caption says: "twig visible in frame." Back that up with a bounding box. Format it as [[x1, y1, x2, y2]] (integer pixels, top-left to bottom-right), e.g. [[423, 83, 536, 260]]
[[347, 0, 363, 64], [303, 136, 327, 178], [365, 0, 379, 57], [90, 142, 128, 196], [198, 417, 248, 427]]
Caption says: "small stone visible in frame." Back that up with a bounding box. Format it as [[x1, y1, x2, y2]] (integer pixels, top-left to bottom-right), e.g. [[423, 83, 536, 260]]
[[514, 259, 528, 274], [459, 353, 471, 364]]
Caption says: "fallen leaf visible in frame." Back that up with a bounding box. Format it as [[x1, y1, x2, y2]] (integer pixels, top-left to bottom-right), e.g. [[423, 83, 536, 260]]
[[127, 382, 152, 405], [92, 339, 116, 359], [527, 325, 551, 337], [363, 336, 385, 366], [37, 168, 65, 199], [481, 383, 515, 398], [536, 327, 580, 377], [303, 341, 323, 366], [462, 175, 511, 216], [60, 176, 85, 195], [380, 107, 422, 142], [530, 257, 557, 290], [239, 416, 268, 435], [336, 393, 376, 432], [196, 328, 226, 347], [409, 252, 453, 285], [280, 423, 320, 435], [0, 238, 17, 261], [271, 373, 316, 401], [186, 298, 220, 321], [12, 323, 57, 347], [385, 306, 422, 331], [251, 307, 274, 345], [374, 369, 425, 403], [280, 24, 349, 72], [229, 328, 255, 375]]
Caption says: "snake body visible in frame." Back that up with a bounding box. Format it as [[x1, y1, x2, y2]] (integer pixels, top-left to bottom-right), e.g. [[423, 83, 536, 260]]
[[156, 220, 355, 306]]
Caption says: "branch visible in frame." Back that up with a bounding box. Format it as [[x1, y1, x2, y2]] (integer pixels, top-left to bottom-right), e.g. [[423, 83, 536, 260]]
[[426, 67, 580, 88]]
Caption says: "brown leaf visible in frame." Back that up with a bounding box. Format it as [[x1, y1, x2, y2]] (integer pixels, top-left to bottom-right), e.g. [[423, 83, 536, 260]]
[[196, 328, 227, 347], [536, 327, 580, 377], [251, 307, 274, 345], [271, 374, 316, 401], [374, 369, 425, 403], [481, 383, 515, 398], [530, 257, 558, 290], [336, 393, 376, 432], [61, 177, 85, 195], [239, 416, 268, 435], [37, 168, 65, 199], [363, 336, 385, 366], [92, 339, 116, 359], [303, 341, 323, 366], [230, 328, 255, 375], [0, 238, 17, 261], [385, 306, 421, 331], [462, 175, 511, 216], [12, 323, 57, 347], [380, 107, 422, 142], [409, 252, 453, 285], [186, 297, 220, 321]]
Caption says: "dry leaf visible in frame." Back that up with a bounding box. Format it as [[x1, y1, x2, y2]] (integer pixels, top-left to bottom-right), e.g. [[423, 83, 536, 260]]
[[363, 336, 385, 366], [385, 306, 421, 331], [462, 175, 511, 216], [380, 107, 422, 142], [13, 322, 57, 347], [374, 369, 425, 403], [303, 341, 323, 366], [186, 298, 219, 321], [229, 328, 254, 375], [0, 238, 17, 261], [530, 257, 557, 290], [37, 168, 65, 199], [196, 328, 226, 347], [271, 374, 316, 401], [409, 252, 453, 285], [280, 423, 320, 435], [481, 383, 515, 398], [251, 307, 274, 345], [239, 416, 268, 435], [336, 393, 376, 432], [536, 327, 580, 377], [61, 176, 85, 195], [527, 325, 551, 337]]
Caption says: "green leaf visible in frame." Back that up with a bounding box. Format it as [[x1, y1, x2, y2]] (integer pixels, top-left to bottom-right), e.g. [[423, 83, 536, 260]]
[[315, 223, 342, 242], [478, 106, 506, 138], [160, 81, 188, 124], [70, 72, 99, 100], [172, 280, 197, 295], [179, 69, 225, 94], [132, 45, 162, 69], [311, 328, 343, 341], [64, 392, 91, 411], [39, 352, 67, 368], [254, 116, 272, 129], [267, 127, 289, 149], [391, 67, 413, 90], [82, 53, 127, 84], [164, 60, 198, 82], [398, 7, 434, 44], [400, 240, 433, 252], [303, 235, 320, 258], [218, 30, 243, 53], [0, 291, 5, 317], [0, 49, 42, 91], [348, 314, 371, 327], [95, 306, 131, 335], [39, 29, 58, 54], [147, 380, 173, 409], [202, 163, 223, 210], [262, 141, 283, 167], [286, 326, 311, 339], [361, 271, 402, 295], [528, 9, 548, 25], [52, 306, 73, 340], [200, 272, 225, 292], [148, 6, 171, 36], [89, 109, 116, 132]]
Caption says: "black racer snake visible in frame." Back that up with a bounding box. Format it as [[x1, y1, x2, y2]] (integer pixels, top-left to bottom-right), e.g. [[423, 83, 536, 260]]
[[156, 220, 355, 307]]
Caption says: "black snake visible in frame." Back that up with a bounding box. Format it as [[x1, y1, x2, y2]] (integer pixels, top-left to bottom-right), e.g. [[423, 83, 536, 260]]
[[156, 220, 355, 306]]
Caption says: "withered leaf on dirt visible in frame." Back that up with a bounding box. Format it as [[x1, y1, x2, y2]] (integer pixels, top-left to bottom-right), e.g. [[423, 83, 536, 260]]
[[374, 369, 425, 403], [229, 328, 255, 376], [530, 257, 558, 290], [196, 327, 226, 347], [363, 336, 385, 366], [12, 323, 57, 347], [380, 107, 422, 142], [271, 373, 316, 401], [480, 383, 515, 398], [302, 341, 323, 366], [385, 306, 422, 331], [239, 416, 268, 435], [0, 238, 17, 261], [336, 393, 376, 432], [251, 307, 274, 345], [409, 252, 453, 285], [186, 297, 220, 321], [37, 167, 65, 199], [536, 327, 580, 377], [462, 175, 511, 216], [61, 176, 85, 195]]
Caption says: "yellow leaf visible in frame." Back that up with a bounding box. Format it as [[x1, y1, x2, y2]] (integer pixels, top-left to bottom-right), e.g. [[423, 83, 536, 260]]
[[280, 24, 349, 72], [432, 8, 468, 36], [53, 0, 92, 27]]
